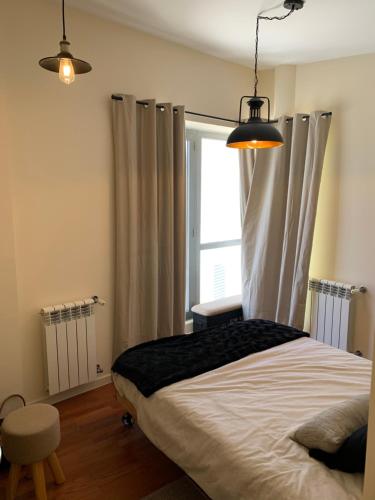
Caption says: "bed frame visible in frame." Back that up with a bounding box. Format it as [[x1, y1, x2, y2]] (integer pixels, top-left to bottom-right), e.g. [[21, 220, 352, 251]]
[[115, 386, 138, 427]]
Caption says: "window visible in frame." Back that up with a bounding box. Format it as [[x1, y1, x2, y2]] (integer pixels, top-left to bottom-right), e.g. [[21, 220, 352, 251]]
[[186, 127, 241, 317]]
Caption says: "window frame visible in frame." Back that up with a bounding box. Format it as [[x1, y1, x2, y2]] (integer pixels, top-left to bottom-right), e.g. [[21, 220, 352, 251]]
[[185, 128, 241, 317]]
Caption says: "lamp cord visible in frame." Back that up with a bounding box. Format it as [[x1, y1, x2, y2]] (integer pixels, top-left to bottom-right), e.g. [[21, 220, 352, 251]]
[[253, 7, 296, 96], [62, 0, 66, 41]]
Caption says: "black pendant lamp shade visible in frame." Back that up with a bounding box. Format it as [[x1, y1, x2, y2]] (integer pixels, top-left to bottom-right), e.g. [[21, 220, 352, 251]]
[[39, 0, 92, 84], [227, 122, 283, 149], [39, 41, 92, 74], [227, 97, 283, 149], [227, 1, 304, 150]]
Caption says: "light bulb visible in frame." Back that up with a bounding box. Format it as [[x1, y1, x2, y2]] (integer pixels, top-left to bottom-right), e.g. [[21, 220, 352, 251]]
[[59, 58, 75, 84]]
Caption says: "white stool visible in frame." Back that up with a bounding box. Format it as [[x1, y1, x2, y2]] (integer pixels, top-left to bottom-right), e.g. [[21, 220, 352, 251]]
[[1, 403, 65, 500]]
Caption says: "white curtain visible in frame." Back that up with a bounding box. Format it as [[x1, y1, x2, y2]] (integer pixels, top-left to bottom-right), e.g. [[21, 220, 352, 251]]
[[112, 95, 186, 357], [241, 111, 331, 329]]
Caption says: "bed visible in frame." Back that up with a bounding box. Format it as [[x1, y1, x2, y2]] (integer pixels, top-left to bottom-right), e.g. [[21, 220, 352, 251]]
[[112, 328, 371, 500]]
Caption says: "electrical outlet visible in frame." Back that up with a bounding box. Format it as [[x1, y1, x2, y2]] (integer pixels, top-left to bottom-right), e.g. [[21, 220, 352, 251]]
[[96, 364, 104, 374]]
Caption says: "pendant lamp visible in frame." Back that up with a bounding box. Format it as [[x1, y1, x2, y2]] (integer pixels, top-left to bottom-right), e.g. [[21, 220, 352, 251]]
[[39, 0, 92, 84], [227, 0, 305, 149]]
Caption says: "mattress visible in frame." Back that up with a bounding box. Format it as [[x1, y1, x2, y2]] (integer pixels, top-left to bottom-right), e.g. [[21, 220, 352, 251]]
[[112, 337, 372, 500]]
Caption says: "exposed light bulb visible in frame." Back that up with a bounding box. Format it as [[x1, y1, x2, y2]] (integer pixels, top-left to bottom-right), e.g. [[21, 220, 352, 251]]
[[59, 58, 75, 84]]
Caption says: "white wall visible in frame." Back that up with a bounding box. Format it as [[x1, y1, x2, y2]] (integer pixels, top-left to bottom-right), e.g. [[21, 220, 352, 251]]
[[274, 65, 296, 117], [294, 54, 375, 359], [265, 57, 375, 359], [0, 85, 23, 399], [253, 66, 375, 493], [1, 0, 251, 403]]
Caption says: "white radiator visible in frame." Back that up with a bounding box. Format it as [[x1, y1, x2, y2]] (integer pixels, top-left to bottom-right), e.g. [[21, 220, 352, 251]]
[[308, 278, 366, 352], [41, 298, 99, 395]]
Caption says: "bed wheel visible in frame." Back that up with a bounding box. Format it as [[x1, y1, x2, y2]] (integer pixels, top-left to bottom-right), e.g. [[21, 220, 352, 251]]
[[121, 412, 135, 427]]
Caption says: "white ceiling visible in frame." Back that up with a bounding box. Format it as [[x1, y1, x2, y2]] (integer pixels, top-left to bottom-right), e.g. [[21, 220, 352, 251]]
[[67, 0, 375, 68]]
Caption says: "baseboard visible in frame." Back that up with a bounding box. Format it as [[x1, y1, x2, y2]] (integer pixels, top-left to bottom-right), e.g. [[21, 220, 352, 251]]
[[30, 373, 112, 406]]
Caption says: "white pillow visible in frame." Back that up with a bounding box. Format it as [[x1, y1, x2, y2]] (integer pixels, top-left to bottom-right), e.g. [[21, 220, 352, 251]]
[[291, 394, 369, 453]]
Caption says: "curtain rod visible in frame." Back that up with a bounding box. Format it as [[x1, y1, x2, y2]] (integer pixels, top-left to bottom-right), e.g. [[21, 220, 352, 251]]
[[111, 95, 238, 124], [286, 113, 332, 122], [111, 95, 332, 124]]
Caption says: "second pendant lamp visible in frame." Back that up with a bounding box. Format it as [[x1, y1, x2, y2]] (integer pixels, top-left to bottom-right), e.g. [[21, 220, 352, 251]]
[[227, 0, 305, 150], [39, 0, 92, 84]]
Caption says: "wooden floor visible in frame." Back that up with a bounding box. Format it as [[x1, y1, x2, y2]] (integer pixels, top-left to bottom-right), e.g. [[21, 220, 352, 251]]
[[0, 384, 185, 499]]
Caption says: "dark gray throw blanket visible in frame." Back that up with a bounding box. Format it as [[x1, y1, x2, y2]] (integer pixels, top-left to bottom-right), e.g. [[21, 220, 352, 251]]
[[112, 319, 309, 397]]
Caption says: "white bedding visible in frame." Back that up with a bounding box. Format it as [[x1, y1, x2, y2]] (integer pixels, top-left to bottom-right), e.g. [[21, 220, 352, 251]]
[[112, 337, 372, 500]]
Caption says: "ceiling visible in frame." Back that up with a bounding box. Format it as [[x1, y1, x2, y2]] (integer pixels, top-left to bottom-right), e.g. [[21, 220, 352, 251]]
[[67, 0, 375, 68]]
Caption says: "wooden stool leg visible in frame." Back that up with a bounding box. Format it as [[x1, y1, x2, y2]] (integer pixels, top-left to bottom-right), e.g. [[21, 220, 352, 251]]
[[31, 462, 47, 500], [47, 451, 65, 485], [7, 463, 21, 500]]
